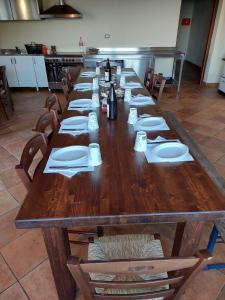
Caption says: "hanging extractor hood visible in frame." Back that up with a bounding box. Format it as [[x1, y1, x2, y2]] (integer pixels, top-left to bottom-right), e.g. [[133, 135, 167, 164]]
[[40, 0, 82, 19]]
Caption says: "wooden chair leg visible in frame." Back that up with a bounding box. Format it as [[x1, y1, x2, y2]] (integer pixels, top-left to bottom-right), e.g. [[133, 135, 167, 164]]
[[207, 225, 219, 254], [0, 101, 9, 120], [203, 225, 225, 271], [68, 226, 104, 245], [97, 226, 104, 237]]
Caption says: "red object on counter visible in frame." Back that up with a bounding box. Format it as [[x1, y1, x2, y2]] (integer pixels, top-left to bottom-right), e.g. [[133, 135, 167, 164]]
[[42, 45, 48, 55], [101, 99, 107, 113], [181, 18, 191, 26]]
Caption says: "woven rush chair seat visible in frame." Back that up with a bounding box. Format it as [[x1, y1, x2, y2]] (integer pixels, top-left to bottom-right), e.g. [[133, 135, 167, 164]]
[[88, 234, 167, 299], [215, 220, 225, 242]]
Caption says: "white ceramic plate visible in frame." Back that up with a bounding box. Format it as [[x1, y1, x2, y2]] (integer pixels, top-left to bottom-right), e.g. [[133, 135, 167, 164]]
[[80, 71, 96, 77], [151, 142, 188, 162], [51, 146, 89, 165], [61, 116, 88, 129], [124, 82, 142, 89], [121, 71, 136, 77], [137, 117, 165, 130], [69, 99, 92, 108]]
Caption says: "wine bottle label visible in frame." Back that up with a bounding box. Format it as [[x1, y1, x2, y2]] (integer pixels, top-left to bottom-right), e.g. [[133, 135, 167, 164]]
[[105, 71, 109, 82]]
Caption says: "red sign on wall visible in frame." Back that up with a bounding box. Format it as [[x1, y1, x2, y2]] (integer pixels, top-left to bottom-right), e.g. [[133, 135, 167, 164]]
[[181, 18, 191, 26]]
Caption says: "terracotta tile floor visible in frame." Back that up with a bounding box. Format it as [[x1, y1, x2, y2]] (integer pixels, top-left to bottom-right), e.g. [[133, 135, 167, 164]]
[[0, 82, 224, 299]]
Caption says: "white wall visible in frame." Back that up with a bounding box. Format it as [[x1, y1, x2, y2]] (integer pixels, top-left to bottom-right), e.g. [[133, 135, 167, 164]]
[[186, 0, 213, 66], [176, 0, 194, 55], [0, 0, 181, 51], [204, 0, 225, 83]]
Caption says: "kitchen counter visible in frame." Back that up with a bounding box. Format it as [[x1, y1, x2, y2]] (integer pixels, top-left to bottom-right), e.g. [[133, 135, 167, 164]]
[[0, 51, 83, 57], [84, 47, 184, 58], [0, 48, 184, 57], [0, 52, 44, 56]]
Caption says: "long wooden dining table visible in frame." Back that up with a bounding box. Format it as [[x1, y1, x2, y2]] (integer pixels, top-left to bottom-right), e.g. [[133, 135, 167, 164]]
[[16, 69, 225, 300]]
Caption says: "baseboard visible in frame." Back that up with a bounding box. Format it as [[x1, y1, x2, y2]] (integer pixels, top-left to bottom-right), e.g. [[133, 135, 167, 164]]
[[201, 82, 219, 87], [185, 60, 201, 69]]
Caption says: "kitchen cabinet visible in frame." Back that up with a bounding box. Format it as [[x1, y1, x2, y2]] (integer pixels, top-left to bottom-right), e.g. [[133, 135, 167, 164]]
[[13, 56, 37, 87], [33, 56, 48, 88], [0, 56, 19, 87], [0, 55, 48, 89]]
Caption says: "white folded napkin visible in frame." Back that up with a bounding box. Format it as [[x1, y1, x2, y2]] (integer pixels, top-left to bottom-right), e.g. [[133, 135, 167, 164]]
[[133, 117, 170, 132], [44, 148, 94, 178], [68, 99, 96, 111], [80, 71, 96, 78], [124, 81, 142, 89], [74, 83, 93, 91], [144, 136, 194, 163], [58, 128, 89, 136], [67, 106, 96, 112], [121, 71, 136, 77]]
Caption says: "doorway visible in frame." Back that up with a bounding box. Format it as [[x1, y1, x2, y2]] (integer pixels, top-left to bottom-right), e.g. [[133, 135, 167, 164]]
[[176, 0, 219, 84]]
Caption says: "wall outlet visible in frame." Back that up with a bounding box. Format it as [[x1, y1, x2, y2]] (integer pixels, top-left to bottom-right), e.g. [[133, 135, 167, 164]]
[[104, 33, 111, 39]]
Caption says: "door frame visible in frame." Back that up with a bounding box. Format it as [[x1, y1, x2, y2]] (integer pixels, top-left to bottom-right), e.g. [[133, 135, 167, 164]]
[[200, 0, 219, 83]]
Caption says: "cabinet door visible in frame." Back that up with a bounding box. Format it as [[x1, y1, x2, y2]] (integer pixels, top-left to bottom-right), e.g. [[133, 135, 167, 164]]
[[0, 56, 19, 87], [33, 56, 48, 87], [14, 56, 37, 87]]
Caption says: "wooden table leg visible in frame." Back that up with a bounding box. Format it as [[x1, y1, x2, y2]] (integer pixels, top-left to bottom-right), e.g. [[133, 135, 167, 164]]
[[172, 221, 204, 256], [42, 227, 76, 300]]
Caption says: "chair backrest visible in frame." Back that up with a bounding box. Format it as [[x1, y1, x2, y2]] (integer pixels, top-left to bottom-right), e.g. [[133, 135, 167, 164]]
[[32, 110, 59, 135], [152, 74, 166, 101], [44, 93, 62, 115], [61, 77, 70, 101], [67, 253, 209, 300], [15, 134, 47, 190], [144, 68, 154, 91], [62, 66, 82, 83], [62, 67, 72, 82]]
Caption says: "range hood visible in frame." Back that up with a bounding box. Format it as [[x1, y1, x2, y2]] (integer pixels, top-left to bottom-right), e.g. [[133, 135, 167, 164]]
[[40, 0, 82, 19]]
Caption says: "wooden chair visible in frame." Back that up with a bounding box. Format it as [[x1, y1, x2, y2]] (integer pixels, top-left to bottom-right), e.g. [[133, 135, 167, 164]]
[[15, 134, 101, 243], [61, 77, 70, 101], [62, 66, 82, 87], [204, 221, 225, 271], [15, 134, 47, 190], [43, 93, 63, 116], [0, 97, 8, 120], [144, 68, 154, 91], [151, 73, 166, 102], [32, 110, 59, 137], [67, 234, 210, 300], [0, 66, 14, 120], [62, 67, 73, 82]]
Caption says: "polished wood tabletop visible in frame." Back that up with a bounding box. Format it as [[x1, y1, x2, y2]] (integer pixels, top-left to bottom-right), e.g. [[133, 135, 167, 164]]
[[16, 69, 225, 229]]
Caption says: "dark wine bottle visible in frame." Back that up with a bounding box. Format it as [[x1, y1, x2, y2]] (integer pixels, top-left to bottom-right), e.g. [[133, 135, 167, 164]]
[[105, 58, 111, 82], [107, 83, 117, 120]]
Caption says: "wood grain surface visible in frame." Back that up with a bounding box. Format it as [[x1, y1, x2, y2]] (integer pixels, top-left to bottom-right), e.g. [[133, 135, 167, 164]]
[[16, 69, 225, 229]]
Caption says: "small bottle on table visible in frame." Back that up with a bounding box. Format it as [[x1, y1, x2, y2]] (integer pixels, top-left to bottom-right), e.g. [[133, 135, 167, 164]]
[[107, 83, 117, 120], [105, 58, 111, 82]]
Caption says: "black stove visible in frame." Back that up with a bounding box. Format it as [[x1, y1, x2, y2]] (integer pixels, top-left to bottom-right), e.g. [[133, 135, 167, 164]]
[[45, 54, 83, 90]]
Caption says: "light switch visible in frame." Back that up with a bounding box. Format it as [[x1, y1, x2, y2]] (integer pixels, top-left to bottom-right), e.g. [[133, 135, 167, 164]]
[[104, 34, 111, 39]]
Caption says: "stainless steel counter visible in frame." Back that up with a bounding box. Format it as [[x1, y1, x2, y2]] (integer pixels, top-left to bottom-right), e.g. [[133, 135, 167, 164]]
[[84, 47, 185, 93], [84, 47, 184, 57]]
